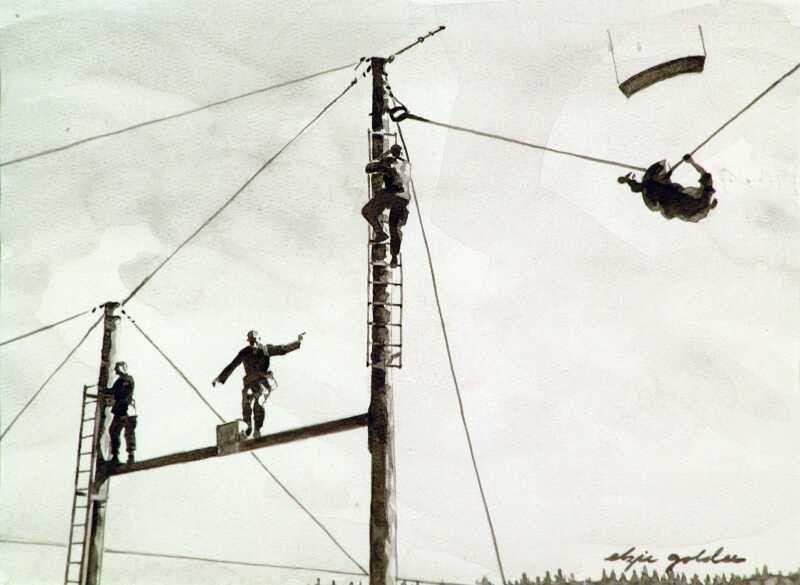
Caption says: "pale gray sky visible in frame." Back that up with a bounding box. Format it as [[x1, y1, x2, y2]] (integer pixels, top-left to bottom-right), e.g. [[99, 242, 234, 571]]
[[1, 1, 799, 584]]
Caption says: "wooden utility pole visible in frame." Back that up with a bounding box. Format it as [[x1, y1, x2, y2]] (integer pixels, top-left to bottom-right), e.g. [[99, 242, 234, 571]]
[[368, 56, 396, 585], [84, 301, 119, 585]]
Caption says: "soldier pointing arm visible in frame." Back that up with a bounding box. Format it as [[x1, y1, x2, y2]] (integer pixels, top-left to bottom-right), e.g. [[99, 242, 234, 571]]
[[212, 330, 304, 438]]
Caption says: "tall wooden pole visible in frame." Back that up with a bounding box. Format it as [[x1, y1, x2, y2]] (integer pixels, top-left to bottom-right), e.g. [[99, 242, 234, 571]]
[[368, 56, 396, 585], [84, 301, 119, 585]]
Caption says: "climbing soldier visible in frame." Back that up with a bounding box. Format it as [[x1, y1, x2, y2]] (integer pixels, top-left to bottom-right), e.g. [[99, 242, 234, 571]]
[[618, 154, 717, 222], [100, 361, 137, 466], [362, 144, 412, 268], [212, 330, 304, 439]]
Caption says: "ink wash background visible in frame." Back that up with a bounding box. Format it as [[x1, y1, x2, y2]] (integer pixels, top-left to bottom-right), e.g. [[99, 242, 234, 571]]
[[1, 1, 798, 583]]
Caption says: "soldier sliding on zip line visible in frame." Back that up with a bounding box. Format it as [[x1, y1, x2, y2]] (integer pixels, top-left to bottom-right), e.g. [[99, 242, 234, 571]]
[[618, 154, 718, 222], [362, 143, 412, 268], [212, 330, 304, 439]]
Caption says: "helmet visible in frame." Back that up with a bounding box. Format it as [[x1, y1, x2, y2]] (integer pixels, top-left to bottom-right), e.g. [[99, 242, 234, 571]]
[[246, 330, 260, 341]]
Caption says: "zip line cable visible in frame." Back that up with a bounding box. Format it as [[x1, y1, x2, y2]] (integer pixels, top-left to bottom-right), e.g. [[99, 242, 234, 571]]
[[0, 307, 95, 348], [0, 62, 359, 169], [392, 113, 508, 585], [391, 110, 646, 172], [0, 314, 102, 442], [123, 312, 367, 575], [120, 77, 359, 307], [0, 538, 473, 585], [670, 60, 800, 172]]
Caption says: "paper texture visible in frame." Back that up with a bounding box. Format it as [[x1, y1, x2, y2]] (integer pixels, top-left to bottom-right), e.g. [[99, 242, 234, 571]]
[[1, 2, 798, 584]]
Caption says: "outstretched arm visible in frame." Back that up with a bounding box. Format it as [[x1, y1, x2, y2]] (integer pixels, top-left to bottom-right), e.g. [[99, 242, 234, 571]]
[[213, 350, 244, 386], [683, 154, 708, 176], [266, 333, 304, 356]]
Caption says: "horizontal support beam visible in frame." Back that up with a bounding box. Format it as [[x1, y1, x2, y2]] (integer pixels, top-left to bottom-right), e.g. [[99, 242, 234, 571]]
[[105, 413, 369, 478]]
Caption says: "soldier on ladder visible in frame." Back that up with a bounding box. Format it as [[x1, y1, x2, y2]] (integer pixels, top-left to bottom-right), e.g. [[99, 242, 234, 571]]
[[100, 360, 137, 465], [212, 330, 304, 439], [361, 143, 412, 268]]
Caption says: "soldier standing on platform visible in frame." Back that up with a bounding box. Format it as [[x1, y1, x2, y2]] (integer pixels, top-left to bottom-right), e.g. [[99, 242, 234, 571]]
[[101, 361, 137, 465]]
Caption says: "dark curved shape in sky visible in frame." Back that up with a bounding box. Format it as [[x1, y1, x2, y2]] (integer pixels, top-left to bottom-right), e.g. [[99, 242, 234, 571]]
[[619, 55, 706, 97]]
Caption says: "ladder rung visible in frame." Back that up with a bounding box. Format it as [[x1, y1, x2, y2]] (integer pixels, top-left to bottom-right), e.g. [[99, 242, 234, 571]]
[[84, 393, 98, 398], [80, 451, 93, 455], [368, 322, 402, 327], [371, 343, 402, 347], [368, 302, 403, 307], [72, 523, 86, 527], [368, 281, 402, 286], [81, 434, 94, 438], [83, 417, 96, 421]]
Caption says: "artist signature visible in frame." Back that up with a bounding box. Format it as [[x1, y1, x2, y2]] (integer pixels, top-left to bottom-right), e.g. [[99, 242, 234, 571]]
[[604, 547, 747, 573]]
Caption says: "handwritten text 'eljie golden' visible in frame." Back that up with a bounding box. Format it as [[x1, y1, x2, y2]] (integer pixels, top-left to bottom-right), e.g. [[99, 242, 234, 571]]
[[605, 547, 747, 573]]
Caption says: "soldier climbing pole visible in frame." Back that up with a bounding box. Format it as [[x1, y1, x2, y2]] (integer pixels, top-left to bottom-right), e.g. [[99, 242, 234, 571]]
[[367, 55, 398, 585]]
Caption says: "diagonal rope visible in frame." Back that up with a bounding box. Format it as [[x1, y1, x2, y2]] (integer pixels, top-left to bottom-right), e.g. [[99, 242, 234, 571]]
[[670, 60, 800, 172], [0, 537, 474, 585], [389, 26, 446, 60], [0, 307, 94, 348], [393, 115, 507, 585], [0, 62, 358, 168], [123, 312, 367, 575], [400, 112, 646, 172], [106, 548, 367, 577], [0, 314, 102, 442], [120, 77, 358, 307]]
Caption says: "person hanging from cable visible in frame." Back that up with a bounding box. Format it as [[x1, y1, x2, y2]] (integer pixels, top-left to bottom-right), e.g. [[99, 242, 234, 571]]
[[618, 154, 718, 222], [100, 361, 137, 466], [212, 330, 304, 439], [362, 143, 412, 268]]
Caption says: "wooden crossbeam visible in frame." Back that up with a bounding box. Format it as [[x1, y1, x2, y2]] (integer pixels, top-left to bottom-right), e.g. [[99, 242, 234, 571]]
[[105, 413, 369, 478]]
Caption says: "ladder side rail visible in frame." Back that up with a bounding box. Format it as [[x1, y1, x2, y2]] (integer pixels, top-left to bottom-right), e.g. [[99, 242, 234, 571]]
[[64, 388, 97, 585], [64, 389, 89, 584], [398, 254, 403, 368], [79, 386, 107, 584]]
